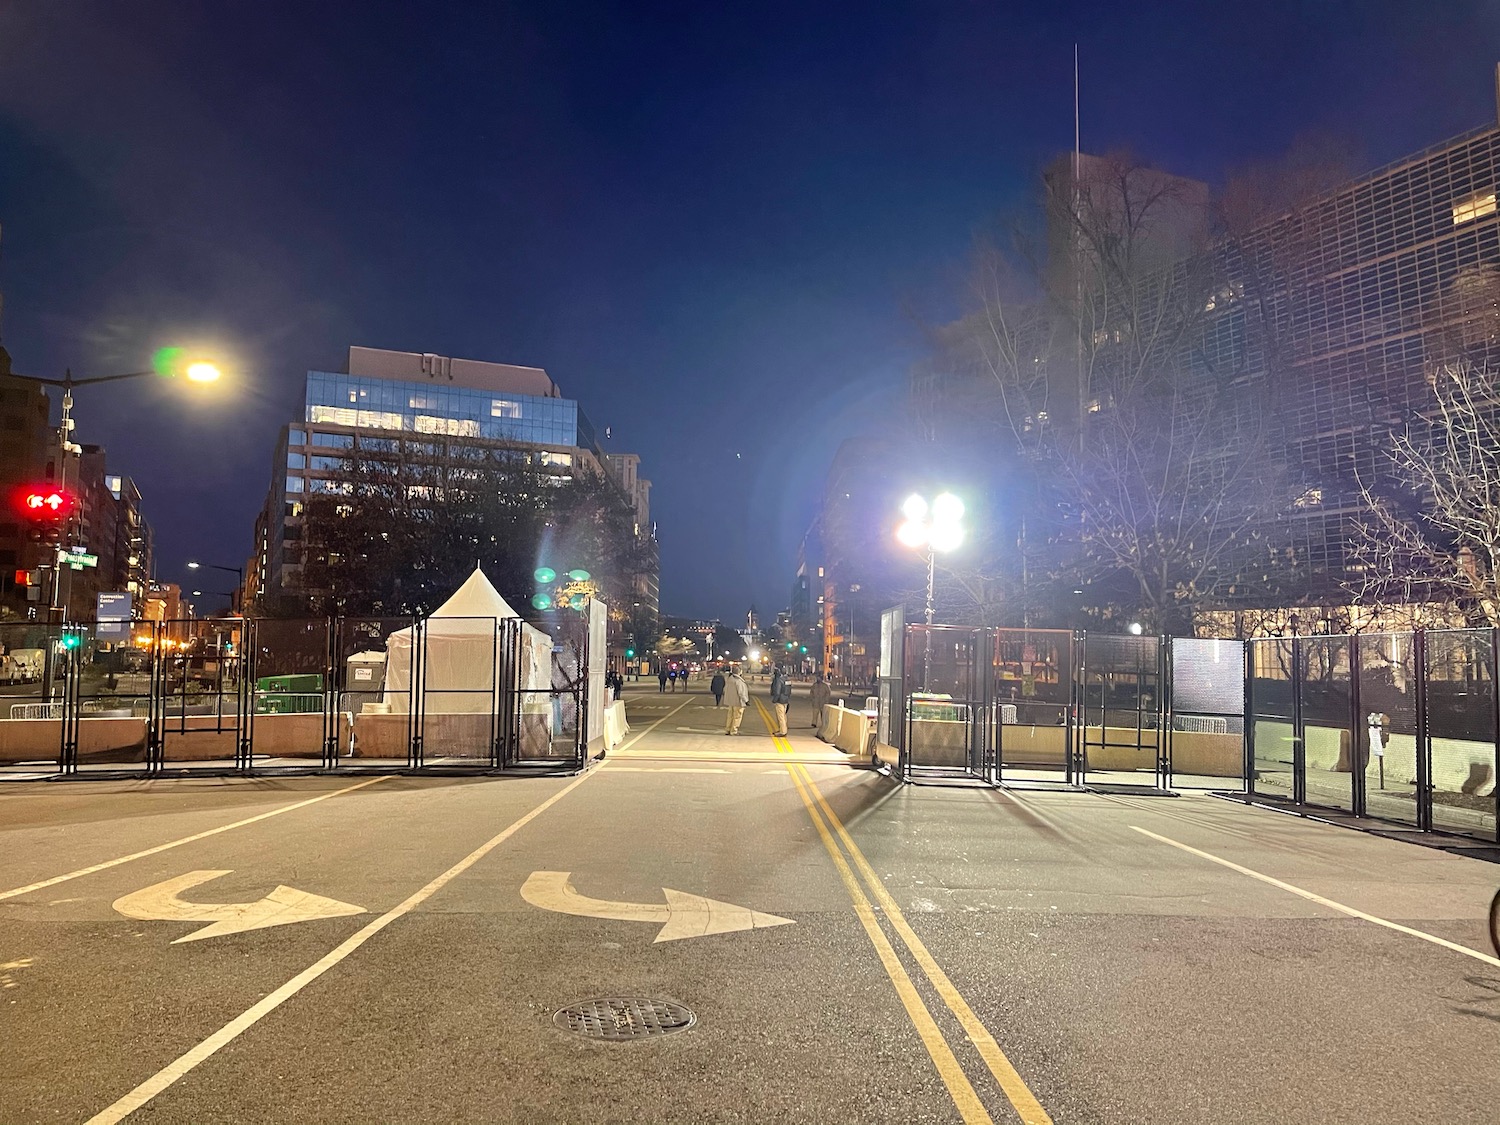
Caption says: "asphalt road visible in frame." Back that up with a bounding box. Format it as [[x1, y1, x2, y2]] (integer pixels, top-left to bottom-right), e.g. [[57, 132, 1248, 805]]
[[2, 680, 1499, 1124]]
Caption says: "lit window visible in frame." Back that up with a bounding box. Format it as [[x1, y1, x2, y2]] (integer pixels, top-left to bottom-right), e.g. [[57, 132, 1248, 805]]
[[409, 394, 433, 409], [539, 450, 572, 467], [414, 415, 480, 437], [492, 400, 522, 419], [1293, 487, 1323, 509], [1453, 191, 1497, 225]]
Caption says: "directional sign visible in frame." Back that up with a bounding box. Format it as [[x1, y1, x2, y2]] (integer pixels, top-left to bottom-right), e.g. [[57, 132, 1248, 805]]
[[520, 870, 794, 943], [59, 550, 97, 568], [113, 870, 366, 943]]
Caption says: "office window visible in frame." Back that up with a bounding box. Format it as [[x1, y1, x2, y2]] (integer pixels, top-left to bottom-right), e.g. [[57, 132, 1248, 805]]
[[311, 455, 345, 472], [414, 415, 480, 437], [310, 431, 355, 449], [288, 428, 305, 446], [492, 399, 522, 418], [285, 476, 304, 494], [287, 452, 305, 469], [1453, 190, 1497, 225]]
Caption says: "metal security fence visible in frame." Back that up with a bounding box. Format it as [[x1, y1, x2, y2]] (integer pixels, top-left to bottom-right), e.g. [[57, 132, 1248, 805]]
[[1247, 628, 1499, 842], [0, 614, 597, 778]]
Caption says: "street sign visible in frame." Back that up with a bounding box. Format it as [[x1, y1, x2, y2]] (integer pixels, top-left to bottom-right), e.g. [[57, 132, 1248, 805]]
[[97, 592, 132, 639], [59, 550, 97, 569]]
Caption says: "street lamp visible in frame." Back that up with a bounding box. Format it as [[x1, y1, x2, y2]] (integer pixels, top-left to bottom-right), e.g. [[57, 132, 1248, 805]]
[[187, 560, 244, 611], [896, 492, 965, 627], [8, 356, 224, 622]]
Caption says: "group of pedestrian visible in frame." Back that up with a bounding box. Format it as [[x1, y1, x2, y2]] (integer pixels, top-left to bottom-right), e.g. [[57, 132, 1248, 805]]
[[705, 664, 835, 736], [656, 665, 690, 692]]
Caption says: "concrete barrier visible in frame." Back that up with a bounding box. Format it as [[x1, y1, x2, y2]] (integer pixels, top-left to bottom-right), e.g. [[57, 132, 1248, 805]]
[[602, 700, 630, 751], [0, 718, 147, 765]]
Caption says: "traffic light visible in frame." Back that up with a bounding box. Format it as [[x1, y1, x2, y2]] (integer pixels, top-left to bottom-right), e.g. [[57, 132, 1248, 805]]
[[59, 627, 83, 651], [13, 484, 76, 523], [799, 645, 807, 654], [625, 647, 635, 659]]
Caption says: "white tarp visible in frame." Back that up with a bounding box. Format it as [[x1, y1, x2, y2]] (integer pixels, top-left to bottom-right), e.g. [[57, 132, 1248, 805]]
[[381, 568, 551, 713]]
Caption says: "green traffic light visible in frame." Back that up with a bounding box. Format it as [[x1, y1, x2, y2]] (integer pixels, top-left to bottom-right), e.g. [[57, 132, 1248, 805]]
[[625, 648, 635, 658]]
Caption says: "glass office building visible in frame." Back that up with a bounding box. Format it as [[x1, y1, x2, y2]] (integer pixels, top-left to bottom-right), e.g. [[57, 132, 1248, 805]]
[[257, 349, 619, 608]]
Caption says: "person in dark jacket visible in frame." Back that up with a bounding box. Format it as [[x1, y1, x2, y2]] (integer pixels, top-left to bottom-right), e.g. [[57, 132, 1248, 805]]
[[770, 665, 792, 736], [657, 666, 668, 693], [710, 669, 726, 706]]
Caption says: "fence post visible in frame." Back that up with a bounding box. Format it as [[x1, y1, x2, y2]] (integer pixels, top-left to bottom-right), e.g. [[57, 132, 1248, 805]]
[[1290, 633, 1305, 806], [1242, 638, 1255, 795], [1349, 633, 1365, 817], [1413, 629, 1432, 832]]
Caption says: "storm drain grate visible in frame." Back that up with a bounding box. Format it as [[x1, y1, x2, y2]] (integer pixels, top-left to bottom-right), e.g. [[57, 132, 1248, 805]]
[[554, 997, 697, 1041]]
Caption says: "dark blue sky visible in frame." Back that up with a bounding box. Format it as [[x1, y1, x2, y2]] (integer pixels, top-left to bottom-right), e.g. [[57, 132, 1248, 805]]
[[1, 1, 1497, 620]]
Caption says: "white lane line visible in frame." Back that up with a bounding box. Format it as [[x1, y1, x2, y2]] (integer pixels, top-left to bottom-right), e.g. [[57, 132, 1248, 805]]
[[600, 767, 731, 773], [0, 776, 391, 902], [84, 769, 596, 1125], [1130, 826, 1500, 968], [88, 698, 706, 1122]]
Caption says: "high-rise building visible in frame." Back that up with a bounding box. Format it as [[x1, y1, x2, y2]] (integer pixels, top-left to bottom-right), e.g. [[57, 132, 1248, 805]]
[[256, 345, 657, 614]]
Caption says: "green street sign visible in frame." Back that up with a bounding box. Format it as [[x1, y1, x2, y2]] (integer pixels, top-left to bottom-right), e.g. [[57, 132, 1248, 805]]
[[60, 551, 98, 569]]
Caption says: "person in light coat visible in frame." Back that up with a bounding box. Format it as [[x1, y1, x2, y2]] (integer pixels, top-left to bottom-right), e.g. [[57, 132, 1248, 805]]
[[809, 674, 831, 728], [723, 668, 750, 735]]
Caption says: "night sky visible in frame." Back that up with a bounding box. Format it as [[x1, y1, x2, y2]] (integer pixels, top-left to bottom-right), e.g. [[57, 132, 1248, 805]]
[[1, 1, 1497, 621]]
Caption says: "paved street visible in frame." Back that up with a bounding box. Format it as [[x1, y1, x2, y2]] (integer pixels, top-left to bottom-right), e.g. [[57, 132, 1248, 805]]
[[3, 680, 1499, 1124]]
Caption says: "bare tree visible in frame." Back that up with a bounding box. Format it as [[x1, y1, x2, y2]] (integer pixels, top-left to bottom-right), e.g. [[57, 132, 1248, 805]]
[[1349, 360, 1500, 626], [929, 151, 1293, 633]]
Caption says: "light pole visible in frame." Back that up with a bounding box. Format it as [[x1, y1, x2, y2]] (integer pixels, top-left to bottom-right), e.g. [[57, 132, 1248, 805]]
[[187, 561, 244, 612], [897, 492, 965, 690], [8, 358, 222, 623]]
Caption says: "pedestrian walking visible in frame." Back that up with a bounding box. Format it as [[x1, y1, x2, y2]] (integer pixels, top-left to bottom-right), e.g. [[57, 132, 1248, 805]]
[[668, 666, 678, 692], [809, 673, 831, 728], [711, 669, 726, 707], [724, 667, 749, 734], [657, 666, 668, 693], [771, 664, 792, 737]]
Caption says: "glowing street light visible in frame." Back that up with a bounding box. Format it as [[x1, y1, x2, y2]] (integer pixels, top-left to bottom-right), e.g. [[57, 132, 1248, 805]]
[[897, 492, 965, 627]]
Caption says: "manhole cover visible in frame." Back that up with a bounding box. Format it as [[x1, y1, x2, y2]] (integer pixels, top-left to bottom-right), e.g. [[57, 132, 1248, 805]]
[[554, 997, 696, 1041]]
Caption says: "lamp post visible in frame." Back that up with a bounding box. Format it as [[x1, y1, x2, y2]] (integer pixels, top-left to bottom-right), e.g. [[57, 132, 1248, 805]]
[[9, 358, 223, 623], [187, 560, 244, 612], [897, 492, 965, 690]]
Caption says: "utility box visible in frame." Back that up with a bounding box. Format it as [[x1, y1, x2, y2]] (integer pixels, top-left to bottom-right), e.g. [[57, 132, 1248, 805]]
[[342, 651, 387, 715], [256, 673, 323, 694]]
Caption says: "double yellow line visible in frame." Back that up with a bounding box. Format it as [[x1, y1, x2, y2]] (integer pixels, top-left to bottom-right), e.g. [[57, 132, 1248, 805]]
[[752, 697, 1051, 1125]]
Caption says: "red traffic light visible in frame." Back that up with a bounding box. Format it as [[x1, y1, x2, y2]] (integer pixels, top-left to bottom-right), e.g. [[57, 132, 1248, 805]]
[[12, 484, 75, 521]]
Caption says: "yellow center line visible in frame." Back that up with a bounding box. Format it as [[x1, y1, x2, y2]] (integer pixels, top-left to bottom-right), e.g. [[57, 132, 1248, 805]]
[[755, 696, 1053, 1125], [752, 697, 991, 1124]]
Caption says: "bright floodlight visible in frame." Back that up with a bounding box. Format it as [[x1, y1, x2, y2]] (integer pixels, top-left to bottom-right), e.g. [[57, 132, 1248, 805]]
[[896, 520, 927, 549], [901, 493, 928, 521], [932, 493, 964, 524], [185, 361, 221, 383], [1128, 622, 1144, 635], [930, 523, 964, 553], [186, 561, 201, 569]]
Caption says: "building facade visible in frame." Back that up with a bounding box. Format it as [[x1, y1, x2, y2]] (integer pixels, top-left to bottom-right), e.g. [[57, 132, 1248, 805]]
[[257, 345, 657, 615]]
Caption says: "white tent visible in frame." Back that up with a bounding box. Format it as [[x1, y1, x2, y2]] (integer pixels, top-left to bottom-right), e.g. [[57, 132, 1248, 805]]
[[381, 568, 551, 713]]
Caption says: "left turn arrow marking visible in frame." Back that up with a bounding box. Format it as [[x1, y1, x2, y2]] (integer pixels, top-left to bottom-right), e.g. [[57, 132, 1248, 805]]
[[113, 870, 367, 943]]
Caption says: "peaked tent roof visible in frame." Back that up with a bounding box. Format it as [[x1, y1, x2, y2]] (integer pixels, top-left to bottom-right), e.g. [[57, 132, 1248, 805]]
[[429, 567, 523, 621]]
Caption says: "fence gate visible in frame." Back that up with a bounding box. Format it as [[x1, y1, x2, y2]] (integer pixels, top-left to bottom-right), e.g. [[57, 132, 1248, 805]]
[[148, 617, 248, 774], [991, 627, 1077, 786], [1075, 632, 1167, 792], [1167, 637, 1246, 790], [901, 623, 987, 782]]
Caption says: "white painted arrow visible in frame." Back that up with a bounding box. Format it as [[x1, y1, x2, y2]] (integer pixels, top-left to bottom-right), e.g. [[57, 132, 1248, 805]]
[[520, 870, 794, 943], [113, 870, 366, 943]]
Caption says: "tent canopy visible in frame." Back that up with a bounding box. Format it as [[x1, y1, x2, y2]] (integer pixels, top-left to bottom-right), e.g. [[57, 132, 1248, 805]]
[[381, 567, 552, 711]]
